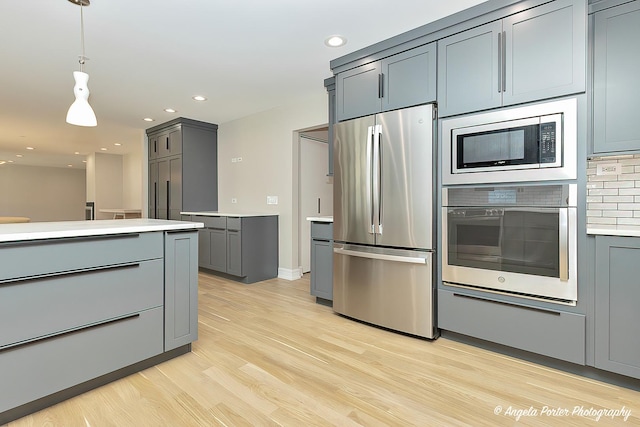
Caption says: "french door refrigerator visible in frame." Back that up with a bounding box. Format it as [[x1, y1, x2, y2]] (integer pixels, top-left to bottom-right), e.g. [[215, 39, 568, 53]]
[[333, 103, 436, 339]]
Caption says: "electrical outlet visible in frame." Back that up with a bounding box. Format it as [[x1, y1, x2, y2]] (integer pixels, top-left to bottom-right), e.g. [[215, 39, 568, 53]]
[[231, 198, 237, 204], [237, 157, 243, 162], [596, 163, 621, 176], [231, 157, 237, 163], [267, 196, 278, 205]]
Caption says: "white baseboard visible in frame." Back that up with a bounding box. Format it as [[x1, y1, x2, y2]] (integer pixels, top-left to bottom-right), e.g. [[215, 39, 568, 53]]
[[278, 267, 303, 281]]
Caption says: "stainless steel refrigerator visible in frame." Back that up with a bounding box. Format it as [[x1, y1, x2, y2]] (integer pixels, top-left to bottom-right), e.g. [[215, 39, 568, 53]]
[[333, 104, 436, 339]]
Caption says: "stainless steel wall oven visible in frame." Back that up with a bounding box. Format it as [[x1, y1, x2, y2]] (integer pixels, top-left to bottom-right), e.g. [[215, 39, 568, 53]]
[[442, 184, 577, 305]]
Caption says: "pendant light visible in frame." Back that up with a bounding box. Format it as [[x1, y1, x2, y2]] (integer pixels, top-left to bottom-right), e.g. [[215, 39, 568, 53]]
[[66, 0, 97, 127]]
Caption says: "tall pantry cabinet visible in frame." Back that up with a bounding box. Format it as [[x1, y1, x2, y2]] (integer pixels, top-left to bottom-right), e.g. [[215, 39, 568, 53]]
[[147, 118, 218, 219]]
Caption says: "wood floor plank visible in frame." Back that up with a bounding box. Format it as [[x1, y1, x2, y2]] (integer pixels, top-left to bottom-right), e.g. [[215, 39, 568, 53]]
[[6, 272, 640, 426]]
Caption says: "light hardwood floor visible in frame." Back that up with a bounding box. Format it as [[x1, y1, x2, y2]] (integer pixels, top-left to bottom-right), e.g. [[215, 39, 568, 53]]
[[7, 272, 640, 426]]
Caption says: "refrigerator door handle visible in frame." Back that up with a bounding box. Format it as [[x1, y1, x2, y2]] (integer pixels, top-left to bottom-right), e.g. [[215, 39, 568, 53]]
[[372, 124, 383, 234], [366, 126, 375, 234], [334, 247, 427, 264]]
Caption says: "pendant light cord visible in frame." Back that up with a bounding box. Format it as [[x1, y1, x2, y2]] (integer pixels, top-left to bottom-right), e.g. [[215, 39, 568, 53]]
[[79, 2, 86, 72]]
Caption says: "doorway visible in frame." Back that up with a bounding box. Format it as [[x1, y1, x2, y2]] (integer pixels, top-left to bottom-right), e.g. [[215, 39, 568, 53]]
[[299, 129, 333, 273]]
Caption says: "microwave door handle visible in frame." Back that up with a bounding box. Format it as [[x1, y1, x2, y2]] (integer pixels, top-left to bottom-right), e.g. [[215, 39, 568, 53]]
[[373, 124, 382, 234], [366, 126, 375, 234], [559, 208, 569, 281]]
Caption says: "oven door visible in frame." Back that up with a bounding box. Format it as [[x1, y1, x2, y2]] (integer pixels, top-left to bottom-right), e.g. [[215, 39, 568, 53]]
[[442, 206, 577, 303]]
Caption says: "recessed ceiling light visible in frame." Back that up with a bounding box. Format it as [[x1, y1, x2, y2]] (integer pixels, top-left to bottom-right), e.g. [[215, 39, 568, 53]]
[[143, 118, 155, 122], [16, 154, 23, 158], [114, 143, 122, 146], [192, 95, 207, 101], [164, 108, 177, 113], [100, 148, 107, 151], [67, 164, 73, 167], [74, 151, 80, 155], [325, 35, 347, 47], [82, 160, 87, 163], [0, 161, 6, 165], [26, 146, 34, 150]]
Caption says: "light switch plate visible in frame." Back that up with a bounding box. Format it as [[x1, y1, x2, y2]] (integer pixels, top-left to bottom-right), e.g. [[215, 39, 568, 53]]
[[267, 196, 278, 205]]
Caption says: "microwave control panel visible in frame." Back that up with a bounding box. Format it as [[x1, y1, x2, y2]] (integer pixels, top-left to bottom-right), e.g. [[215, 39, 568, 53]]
[[540, 122, 557, 163]]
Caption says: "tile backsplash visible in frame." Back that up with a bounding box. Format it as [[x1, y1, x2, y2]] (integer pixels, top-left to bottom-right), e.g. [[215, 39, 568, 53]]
[[587, 154, 640, 227]]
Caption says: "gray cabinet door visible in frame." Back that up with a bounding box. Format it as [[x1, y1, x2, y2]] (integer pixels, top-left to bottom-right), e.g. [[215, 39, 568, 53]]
[[382, 42, 437, 112], [209, 228, 227, 273], [226, 229, 242, 276], [198, 229, 211, 269], [164, 231, 198, 351], [168, 129, 182, 156], [437, 21, 502, 117], [157, 131, 170, 158], [148, 160, 158, 218], [593, 1, 640, 154], [336, 62, 381, 121], [326, 81, 336, 176], [503, 0, 585, 107], [157, 159, 169, 220], [148, 134, 159, 160], [310, 239, 333, 300], [168, 156, 182, 220], [595, 236, 640, 379]]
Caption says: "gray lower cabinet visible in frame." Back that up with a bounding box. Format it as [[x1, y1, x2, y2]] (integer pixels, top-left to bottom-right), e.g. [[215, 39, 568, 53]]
[[336, 42, 437, 121], [595, 236, 640, 379], [147, 118, 218, 219], [310, 222, 333, 301], [194, 215, 278, 284], [438, 288, 586, 364], [437, 0, 586, 117], [164, 230, 198, 351], [592, 0, 640, 154], [0, 230, 198, 423]]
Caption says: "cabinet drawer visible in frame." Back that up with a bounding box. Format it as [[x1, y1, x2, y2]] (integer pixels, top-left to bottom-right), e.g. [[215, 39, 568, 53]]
[[0, 232, 163, 282], [227, 217, 242, 231], [195, 216, 226, 229], [0, 307, 163, 413], [311, 222, 333, 240], [0, 259, 163, 349], [438, 289, 585, 364]]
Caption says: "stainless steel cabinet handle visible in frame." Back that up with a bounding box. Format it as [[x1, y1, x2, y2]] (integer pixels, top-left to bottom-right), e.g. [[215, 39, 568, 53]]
[[378, 73, 384, 98], [334, 248, 427, 264]]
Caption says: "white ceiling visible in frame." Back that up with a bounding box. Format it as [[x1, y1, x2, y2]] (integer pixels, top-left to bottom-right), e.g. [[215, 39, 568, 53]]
[[0, 0, 486, 169]]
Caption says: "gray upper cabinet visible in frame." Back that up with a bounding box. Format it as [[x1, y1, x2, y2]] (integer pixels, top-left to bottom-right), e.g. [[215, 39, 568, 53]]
[[593, 1, 640, 154], [324, 77, 336, 176], [438, 21, 502, 116], [438, 0, 586, 117], [336, 42, 437, 121], [595, 236, 640, 379], [146, 118, 218, 218]]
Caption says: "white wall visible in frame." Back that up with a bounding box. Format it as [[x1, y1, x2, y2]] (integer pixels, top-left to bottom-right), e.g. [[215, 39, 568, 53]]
[[217, 90, 327, 277], [91, 153, 124, 220], [123, 145, 143, 209], [0, 164, 86, 222]]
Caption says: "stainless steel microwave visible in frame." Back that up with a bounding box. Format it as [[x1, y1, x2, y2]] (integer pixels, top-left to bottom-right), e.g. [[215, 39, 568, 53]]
[[441, 98, 577, 185]]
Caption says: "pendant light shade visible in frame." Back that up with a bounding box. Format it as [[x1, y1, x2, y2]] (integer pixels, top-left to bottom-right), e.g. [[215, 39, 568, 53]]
[[66, 0, 97, 127], [66, 71, 97, 127]]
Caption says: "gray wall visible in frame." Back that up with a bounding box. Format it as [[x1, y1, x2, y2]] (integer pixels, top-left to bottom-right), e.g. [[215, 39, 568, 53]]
[[0, 164, 86, 221]]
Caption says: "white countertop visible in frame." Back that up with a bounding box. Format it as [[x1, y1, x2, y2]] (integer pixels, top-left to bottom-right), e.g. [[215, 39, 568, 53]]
[[306, 216, 333, 223], [587, 225, 640, 238], [182, 211, 278, 217], [0, 219, 203, 243], [99, 209, 143, 213]]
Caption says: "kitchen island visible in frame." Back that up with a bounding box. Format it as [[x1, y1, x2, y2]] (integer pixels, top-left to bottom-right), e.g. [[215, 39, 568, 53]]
[[0, 219, 202, 424]]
